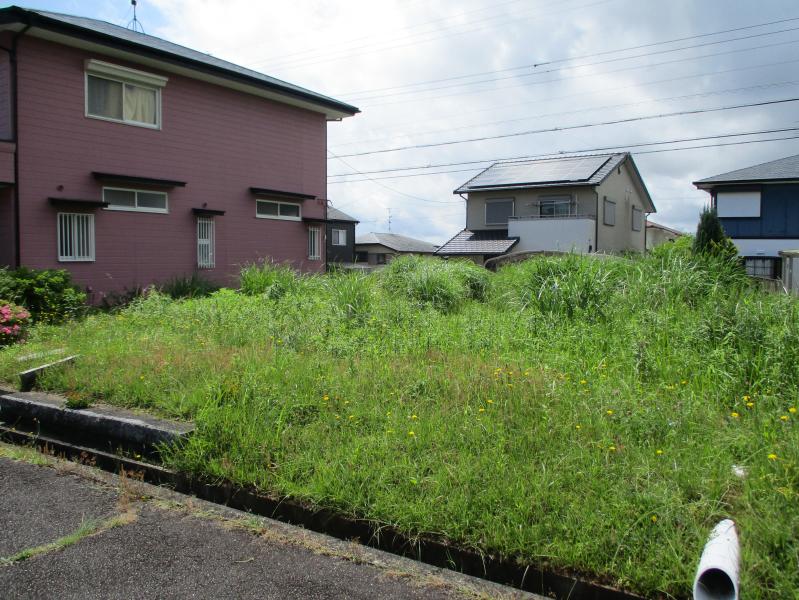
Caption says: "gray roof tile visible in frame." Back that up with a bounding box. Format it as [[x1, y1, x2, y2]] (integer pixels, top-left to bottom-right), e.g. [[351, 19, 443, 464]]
[[327, 207, 358, 222], [355, 233, 438, 253], [435, 229, 518, 255], [694, 153, 799, 185]]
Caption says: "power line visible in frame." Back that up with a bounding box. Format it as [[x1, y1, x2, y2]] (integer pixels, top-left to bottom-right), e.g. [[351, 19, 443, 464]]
[[258, 0, 614, 72], [359, 37, 799, 108], [339, 16, 799, 100], [331, 56, 799, 145], [334, 97, 799, 158], [328, 127, 799, 179], [328, 134, 799, 184], [330, 78, 799, 149]]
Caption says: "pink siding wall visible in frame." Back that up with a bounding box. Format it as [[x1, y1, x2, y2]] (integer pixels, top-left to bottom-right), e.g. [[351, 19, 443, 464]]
[[15, 36, 329, 299]]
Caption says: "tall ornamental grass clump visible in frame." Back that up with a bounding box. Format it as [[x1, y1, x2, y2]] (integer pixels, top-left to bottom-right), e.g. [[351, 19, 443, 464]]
[[240, 262, 299, 299], [380, 255, 488, 312]]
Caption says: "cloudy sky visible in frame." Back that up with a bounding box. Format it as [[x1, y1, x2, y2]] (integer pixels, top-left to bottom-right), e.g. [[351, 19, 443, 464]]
[[13, 0, 799, 243]]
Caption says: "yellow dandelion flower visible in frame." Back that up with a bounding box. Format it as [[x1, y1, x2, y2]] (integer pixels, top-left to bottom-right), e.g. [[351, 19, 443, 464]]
[[651, 515, 658, 523], [606, 410, 614, 415], [575, 424, 581, 430], [408, 430, 415, 436], [743, 395, 751, 401], [789, 407, 797, 414], [411, 414, 418, 420], [322, 395, 329, 401], [487, 399, 494, 404], [386, 411, 392, 416], [580, 379, 587, 385], [523, 370, 530, 376], [681, 380, 688, 385], [348, 415, 355, 420], [507, 383, 513, 388], [767, 453, 777, 460], [608, 445, 616, 452], [780, 415, 789, 421], [478, 407, 485, 413], [746, 402, 754, 408], [730, 412, 739, 418], [656, 449, 663, 455]]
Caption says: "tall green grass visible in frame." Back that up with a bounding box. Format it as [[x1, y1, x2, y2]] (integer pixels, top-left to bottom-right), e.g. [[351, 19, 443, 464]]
[[1, 247, 797, 598]]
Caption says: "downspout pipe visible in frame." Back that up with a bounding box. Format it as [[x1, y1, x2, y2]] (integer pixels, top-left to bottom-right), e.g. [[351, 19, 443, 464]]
[[693, 519, 739, 600]]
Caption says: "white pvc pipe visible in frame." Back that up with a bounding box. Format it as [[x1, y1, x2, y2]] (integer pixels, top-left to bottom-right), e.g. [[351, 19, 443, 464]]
[[693, 519, 739, 600]]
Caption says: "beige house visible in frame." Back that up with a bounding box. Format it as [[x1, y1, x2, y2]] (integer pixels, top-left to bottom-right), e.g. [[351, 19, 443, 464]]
[[355, 232, 438, 265], [436, 153, 655, 264], [646, 220, 684, 250]]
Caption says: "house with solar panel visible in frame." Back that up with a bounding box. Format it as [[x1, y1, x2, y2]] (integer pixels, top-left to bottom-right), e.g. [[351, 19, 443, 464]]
[[435, 153, 656, 264], [0, 7, 358, 300], [694, 153, 799, 280]]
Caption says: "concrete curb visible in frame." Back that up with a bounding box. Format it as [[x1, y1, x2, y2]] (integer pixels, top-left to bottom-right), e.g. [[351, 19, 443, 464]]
[[0, 388, 193, 452]]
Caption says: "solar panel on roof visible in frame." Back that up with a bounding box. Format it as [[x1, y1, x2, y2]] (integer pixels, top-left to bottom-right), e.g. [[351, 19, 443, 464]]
[[467, 155, 610, 189]]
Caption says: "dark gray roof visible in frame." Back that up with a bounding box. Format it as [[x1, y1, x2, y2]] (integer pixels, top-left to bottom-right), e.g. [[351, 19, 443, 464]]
[[435, 229, 518, 255], [327, 207, 358, 223], [0, 6, 358, 118], [355, 233, 438, 253], [694, 153, 799, 186], [454, 153, 628, 193]]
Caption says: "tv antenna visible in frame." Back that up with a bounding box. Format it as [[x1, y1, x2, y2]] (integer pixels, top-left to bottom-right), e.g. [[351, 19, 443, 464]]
[[387, 208, 392, 232], [127, 0, 145, 33]]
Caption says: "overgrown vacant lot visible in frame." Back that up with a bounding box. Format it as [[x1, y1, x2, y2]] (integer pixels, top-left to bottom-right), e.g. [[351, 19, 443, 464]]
[[2, 243, 798, 598]]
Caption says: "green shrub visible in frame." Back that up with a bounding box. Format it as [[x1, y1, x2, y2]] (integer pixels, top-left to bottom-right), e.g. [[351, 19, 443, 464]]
[[160, 273, 220, 299], [4, 267, 86, 323], [381, 255, 475, 313], [240, 262, 298, 299]]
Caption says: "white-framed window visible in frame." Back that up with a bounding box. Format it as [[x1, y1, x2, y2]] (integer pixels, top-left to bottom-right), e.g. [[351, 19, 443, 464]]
[[485, 198, 514, 225], [103, 187, 168, 213], [308, 226, 321, 260], [603, 197, 616, 226], [331, 228, 347, 246], [632, 206, 643, 231], [57, 213, 95, 262], [197, 216, 215, 269], [539, 195, 572, 217], [256, 199, 301, 221], [85, 59, 167, 129]]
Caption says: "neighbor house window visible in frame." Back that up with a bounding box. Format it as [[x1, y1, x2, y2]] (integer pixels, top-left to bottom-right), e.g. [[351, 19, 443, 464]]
[[485, 198, 514, 225], [197, 216, 215, 269], [103, 187, 168, 213], [376, 253, 387, 265], [85, 59, 166, 128], [331, 228, 347, 246], [716, 191, 761, 217], [744, 257, 780, 279], [540, 195, 572, 217], [256, 199, 301, 221], [308, 226, 321, 260], [57, 213, 95, 262], [632, 206, 643, 231], [603, 197, 616, 226]]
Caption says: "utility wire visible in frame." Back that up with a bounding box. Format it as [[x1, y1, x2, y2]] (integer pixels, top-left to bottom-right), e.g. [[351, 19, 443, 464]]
[[340, 17, 799, 98], [329, 127, 799, 179], [360, 37, 799, 107], [329, 134, 799, 184], [331, 79, 799, 149], [335, 97, 799, 158], [332, 56, 799, 145]]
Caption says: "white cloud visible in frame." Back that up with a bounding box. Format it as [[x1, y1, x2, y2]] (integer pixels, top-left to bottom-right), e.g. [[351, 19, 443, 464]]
[[147, 0, 799, 242]]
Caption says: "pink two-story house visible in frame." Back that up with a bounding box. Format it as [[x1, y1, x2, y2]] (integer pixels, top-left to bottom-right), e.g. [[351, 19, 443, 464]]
[[0, 6, 358, 299]]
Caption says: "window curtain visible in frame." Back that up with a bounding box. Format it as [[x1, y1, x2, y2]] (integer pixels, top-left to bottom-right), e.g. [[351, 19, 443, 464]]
[[88, 76, 123, 120], [124, 84, 157, 124]]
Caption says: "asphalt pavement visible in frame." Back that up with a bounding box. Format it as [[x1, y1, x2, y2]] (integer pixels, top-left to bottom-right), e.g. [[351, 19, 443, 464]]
[[0, 446, 539, 600]]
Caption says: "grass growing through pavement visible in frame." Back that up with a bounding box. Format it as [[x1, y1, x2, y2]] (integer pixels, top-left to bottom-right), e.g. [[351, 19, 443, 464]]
[[1, 242, 798, 598]]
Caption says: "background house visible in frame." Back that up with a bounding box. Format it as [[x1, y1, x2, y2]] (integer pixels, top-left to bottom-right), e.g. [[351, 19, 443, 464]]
[[355, 232, 438, 265], [325, 206, 358, 266], [645, 220, 683, 250], [694, 153, 799, 279], [436, 153, 655, 264], [0, 7, 357, 299]]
